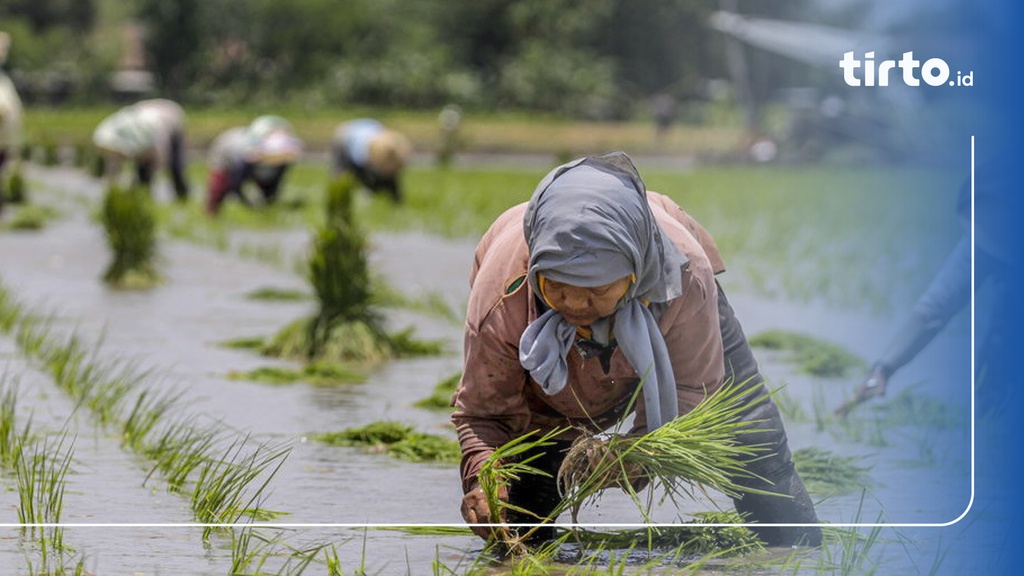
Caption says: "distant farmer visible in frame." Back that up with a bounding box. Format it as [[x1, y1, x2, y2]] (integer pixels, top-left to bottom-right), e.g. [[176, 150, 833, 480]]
[[205, 115, 303, 215], [651, 92, 676, 143], [330, 119, 412, 202], [92, 98, 191, 200], [453, 151, 822, 547], [835, 163, 1017, 419], [0, 31, 23, 209]]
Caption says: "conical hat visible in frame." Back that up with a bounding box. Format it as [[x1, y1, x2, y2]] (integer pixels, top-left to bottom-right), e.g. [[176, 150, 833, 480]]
[[367, 130, 411, 177], [248, 129, 303, 165]]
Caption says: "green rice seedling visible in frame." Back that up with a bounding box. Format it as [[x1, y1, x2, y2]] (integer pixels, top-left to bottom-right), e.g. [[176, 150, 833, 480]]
[[325, 174, 357, 226], [220, 336, 266, 350], [190, 435, 291, 538], [415, 372, 461, 410], [750, 330, 866, 378], [143, 418, 222, 493], [567, 511, 762, 557], [476, 428, 570, 556], [7, 205, 59, 230], [314, 421, 413, 447], [556, 379, 776, 523], [0, 383, 33, 471], [100, 184, 161, 289], [314, 421, 460, 462], [386, 433, 461, 463], [238, 241, 286, 267], [0, 285, 25, 331], [868, 386, 963, 430], [16, 432, 74, 554], [792, 447, 873, 497], [770, 382, 810, 425], [263, 175, 442, 369], [246, 286, 311, 301], [5, 169, 27, 204], [228, 362, 364, 386], [816, 503, 887, 575], [121, 388, 186, 452]]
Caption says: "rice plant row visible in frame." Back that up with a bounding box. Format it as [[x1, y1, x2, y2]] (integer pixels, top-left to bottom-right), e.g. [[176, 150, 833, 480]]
[[0, 283, 287, 535]]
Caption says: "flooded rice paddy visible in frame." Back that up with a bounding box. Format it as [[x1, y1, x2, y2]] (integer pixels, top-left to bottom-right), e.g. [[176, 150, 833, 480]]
[[0, 165, 984, 574]]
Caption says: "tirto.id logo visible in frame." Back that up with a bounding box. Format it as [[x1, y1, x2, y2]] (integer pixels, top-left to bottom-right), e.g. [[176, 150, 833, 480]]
[[840, 51, 973, 87]]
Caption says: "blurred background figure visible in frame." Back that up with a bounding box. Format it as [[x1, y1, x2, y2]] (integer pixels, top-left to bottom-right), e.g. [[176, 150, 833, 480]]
[[836, 161, 1018, 419], [0, 31, 23, 211], [330, 118, 412, 202], [92, 98, 190, 200], [436, 104, 463, 168], [205, 115, 303, 215], [651, 92, 676, 144]]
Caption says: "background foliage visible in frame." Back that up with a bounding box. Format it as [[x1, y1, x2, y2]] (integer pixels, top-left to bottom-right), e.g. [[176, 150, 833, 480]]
[[1, 0, 849, 118]]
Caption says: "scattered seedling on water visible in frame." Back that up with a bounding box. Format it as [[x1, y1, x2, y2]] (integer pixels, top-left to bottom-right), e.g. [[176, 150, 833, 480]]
[[6, 205, 60, 231], [792, 447, 873, 497], [246, 286, 311, 301], [415, 371, 461, 411], [313, 420, 461, 463], [219, 336, 266, 350], [770, 382, 810, 425], [750, 330, 866, 378], [228, 362, 364, 386]]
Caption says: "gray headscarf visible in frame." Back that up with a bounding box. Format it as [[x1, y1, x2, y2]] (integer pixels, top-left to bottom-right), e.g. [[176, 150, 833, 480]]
[[518, 151, 688, 430]]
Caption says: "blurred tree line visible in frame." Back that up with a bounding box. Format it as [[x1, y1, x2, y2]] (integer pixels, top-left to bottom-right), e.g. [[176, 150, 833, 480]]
[[1, 0, 840, 119]]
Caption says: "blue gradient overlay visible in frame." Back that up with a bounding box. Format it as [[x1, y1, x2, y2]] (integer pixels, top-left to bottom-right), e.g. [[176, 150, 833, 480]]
[[890, 1, 1021, 573]]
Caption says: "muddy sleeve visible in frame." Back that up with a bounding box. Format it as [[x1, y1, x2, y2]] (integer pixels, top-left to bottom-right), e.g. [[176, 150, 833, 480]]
[[451, 313, 532, 493], [631, 266, 725, 433]]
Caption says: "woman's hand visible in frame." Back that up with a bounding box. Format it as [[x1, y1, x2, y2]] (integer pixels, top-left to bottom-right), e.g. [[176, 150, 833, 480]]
[[460, 482, 507, 541]]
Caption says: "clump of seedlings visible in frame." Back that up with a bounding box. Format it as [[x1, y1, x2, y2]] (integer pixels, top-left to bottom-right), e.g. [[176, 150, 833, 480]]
[[245, 286, 311, 301], [261, 176, 442, 380], [313, 420, 461, 463], [6, 204, 59, 231], [556, 379, 775, 522], [415, 371, 461, 410], [228, 363, 363, 386], [4, 168, 27, 204], [100, 184, 161, 289], [791, 447, 872, 496], [750, 329, 865, 378], [473, 380, 778, 557]]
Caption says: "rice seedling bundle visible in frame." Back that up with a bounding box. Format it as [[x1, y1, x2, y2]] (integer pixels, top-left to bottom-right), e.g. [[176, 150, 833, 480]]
[[557, 379, 775, 520], [100, 184, 160, 288], [5, 169, 26, 204]]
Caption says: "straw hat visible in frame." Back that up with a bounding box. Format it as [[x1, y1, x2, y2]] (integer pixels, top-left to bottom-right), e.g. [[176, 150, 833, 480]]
[[367, 130, 412, 178]]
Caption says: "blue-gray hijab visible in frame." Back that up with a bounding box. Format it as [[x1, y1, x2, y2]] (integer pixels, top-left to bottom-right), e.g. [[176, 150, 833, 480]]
[[518, 151, 688, 430]]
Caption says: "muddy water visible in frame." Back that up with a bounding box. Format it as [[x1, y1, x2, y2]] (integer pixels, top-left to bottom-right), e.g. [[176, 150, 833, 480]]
[[0, 166, 978, 574]]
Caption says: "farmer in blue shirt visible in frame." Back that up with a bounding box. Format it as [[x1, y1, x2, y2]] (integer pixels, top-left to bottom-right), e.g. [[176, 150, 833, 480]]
[[330, 119, 412, 202]]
